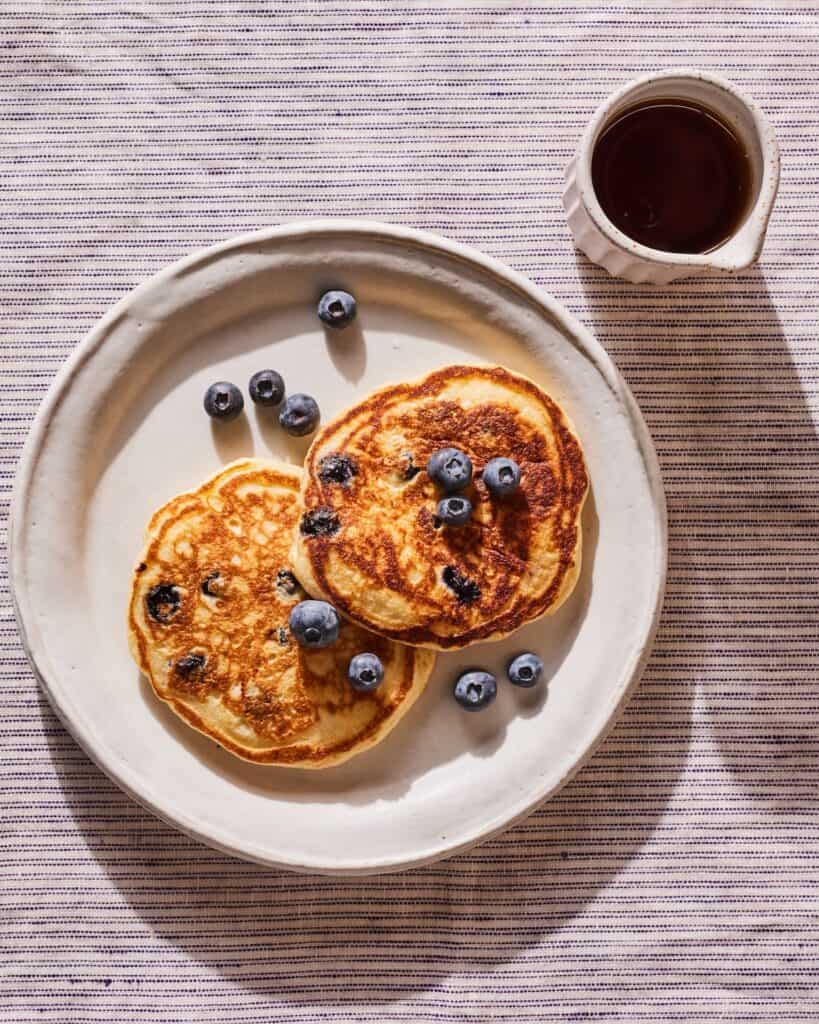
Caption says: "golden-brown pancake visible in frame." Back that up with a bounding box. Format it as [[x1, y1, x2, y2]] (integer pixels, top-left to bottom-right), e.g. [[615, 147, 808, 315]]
[[128, 458, 435, 767], [292, 365, 588, 649]]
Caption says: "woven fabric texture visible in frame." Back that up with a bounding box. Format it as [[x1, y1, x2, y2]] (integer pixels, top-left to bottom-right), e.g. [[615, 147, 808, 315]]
[[2, 3, 818, 1021]]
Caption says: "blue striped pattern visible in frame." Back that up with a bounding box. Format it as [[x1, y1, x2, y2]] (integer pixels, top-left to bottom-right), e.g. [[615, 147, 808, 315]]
[[2, 3, 819, 1020]]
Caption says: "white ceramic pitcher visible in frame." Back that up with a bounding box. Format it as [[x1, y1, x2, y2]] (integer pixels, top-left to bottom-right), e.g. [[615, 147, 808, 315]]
[[563, 69, 780, 284]]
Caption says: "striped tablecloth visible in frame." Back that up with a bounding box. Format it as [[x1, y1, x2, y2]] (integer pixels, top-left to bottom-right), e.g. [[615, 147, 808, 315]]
[[3, 3, 818, 1021]]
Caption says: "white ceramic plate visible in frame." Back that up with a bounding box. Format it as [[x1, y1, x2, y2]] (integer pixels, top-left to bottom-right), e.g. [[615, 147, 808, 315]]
[[11, 220, 666, 875]]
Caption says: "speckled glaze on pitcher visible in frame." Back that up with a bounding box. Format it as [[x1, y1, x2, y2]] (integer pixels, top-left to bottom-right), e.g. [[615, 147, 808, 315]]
[[563, 68, 780, 284]]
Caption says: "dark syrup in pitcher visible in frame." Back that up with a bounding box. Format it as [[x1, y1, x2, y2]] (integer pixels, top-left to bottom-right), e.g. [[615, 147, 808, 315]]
[[591, 98, 752, 254]]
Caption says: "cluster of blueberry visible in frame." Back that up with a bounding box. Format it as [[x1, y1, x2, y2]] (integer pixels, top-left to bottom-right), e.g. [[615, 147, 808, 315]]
[[453, 653, 543, 711], [435, 445, 543, 707], [427, 447, 522, 526], [289, 597, 544, 710], [204, 372, 321, 437], [437, 440, 542, 707], [202, 289, 358, 437], [289, 599, 384, 693]]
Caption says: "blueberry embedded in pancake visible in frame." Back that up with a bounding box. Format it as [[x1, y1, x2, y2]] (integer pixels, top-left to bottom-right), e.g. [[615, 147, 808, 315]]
[[145, 583, 181, 623], [300, 506, 341, 537], [292, 365, 589, 650], [318, 453, 358, 486], [128, 458, 434, 767], [441, 565, 481, 605]]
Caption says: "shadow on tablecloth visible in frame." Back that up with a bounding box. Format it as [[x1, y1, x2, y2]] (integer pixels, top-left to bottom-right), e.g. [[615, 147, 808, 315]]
[[40, 646, 692, 1003], [575, 256, 819, 807]]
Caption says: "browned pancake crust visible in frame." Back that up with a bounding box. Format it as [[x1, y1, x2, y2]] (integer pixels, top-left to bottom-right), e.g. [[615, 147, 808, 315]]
[[128, 460, 430, 765], [298, 365, 588, 648]]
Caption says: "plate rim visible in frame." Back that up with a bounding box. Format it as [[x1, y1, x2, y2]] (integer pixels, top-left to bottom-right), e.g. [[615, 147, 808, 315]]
[[9, 218, 668, 875]]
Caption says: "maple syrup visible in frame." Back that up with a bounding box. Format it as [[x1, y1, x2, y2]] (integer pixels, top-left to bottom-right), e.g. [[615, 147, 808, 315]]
[[591, 99, 752, 254]]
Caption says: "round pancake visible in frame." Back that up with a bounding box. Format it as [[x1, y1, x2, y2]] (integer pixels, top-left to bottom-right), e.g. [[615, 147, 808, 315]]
[[292, 365, 589, 649], [128, 458, 435, 767]]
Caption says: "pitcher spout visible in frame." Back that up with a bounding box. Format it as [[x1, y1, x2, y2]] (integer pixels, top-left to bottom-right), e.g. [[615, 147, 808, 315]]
[[707, 133, 781, 273]]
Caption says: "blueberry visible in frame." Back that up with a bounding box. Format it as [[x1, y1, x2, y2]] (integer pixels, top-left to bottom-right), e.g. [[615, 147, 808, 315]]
[[249, 369, 285, 407], [279, 393, 320, 436], [318, 453, 357, 485], [442, 565, 481, 605], [453, 670, 497, 711], [174, 652, 206, 677], [348, 653, 385, 693], [318, 289, 357, 328], [427, 448, 473, 492], [275, 569, 300, 596], [437, 495, 472, 527], [300, 507, 340, 537], [204, 381, 244, 421], [507, 652, 544, 688], [398, 452, 421, 480], [483, 457, 522, 498], [146, 584, 181, 623], [289, 600, 340, 649]]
